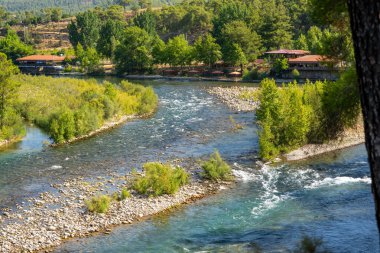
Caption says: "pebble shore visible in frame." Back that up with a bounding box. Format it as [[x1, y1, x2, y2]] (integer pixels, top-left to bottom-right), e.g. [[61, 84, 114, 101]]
[[207, 86, 259, 112], [0, 163, 230, 252]]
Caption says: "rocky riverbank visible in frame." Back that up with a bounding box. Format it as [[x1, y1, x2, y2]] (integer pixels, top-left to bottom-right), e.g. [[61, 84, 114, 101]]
[[284, 124, 365, 161], [207, 86, 259, 112], [0, 161, 232, 252], [0, 136, 24, 149]]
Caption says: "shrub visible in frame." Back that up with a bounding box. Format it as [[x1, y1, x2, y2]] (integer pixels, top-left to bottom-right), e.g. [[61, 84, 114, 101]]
[[121, 188, 131, 200], [321, 67, 360, 139], [49, 108, 76, 143], [133, 162, 189, 196], [12, 75, 158, 144], [256, 79, 313, 160], [201, 151, 232, 181], [85, 195, 112, 214], [291, 69, 300, 79], [256, 69, 361, 160], [243, 68, 268, 81], [113, 188, 132, 201]]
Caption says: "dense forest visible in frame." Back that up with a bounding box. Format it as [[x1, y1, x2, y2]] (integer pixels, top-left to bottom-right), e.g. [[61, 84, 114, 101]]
[[56, 0, 350, 76], [0, 0, 181, 13], [0, 0, 359, 155]]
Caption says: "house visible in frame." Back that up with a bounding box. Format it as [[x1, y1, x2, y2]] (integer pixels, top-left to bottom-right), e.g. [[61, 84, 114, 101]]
[[16, 55, 66, 75], [264, 49, 310, 60], [286, 55, 341, 80]]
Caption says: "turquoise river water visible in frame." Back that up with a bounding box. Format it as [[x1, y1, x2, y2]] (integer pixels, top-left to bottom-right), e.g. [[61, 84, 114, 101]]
[[0, 80, 378, 252]]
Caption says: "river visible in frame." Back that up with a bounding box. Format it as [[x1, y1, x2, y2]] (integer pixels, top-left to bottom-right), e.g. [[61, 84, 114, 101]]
[[0, 80, 378, 252]]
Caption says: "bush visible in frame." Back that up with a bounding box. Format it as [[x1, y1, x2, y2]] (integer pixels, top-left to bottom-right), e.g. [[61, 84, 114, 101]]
[[133, 162, 189, 196], [12, 75, 158, 144], [243, 68, 268, 81], [291, 69, 300, 79], [257, 79, 313, 160], [201, 151, 232, 181], [113, 188, 131, 201], [85, 195, 112, 214], [321, 67, 360, 139], [256, 69, 361, 160]]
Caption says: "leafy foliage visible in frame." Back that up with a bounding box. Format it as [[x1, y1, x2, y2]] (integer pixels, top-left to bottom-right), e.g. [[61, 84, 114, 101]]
[[201, 151, 232, 181], [256, 72, 361, 160], [114, 26, 153, 74], [0, 53, 24, 141], [0, 29, 34, 62], [68, 10, 101, 49], [113, 188, 131, 201], [85, 195, 112, 214], [164, 34, 193, 67], [193, 34, 222, 67], [12, 75, 157, 143], [133, 162, 189, 196]]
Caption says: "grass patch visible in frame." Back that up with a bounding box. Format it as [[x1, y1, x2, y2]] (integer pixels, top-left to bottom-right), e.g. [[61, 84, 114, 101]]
[[113, 188, 132, 201], [85, 195, 112, 213], [133, 162, 189, 196], [201, 151, 232, 181]]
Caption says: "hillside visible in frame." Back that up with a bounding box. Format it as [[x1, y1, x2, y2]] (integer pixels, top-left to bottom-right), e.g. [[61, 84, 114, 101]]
[[1, 0, 181, 13]]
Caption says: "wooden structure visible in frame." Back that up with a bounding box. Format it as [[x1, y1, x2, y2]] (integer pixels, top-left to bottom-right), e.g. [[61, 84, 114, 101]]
[[286, 55, 340, 80], [16, 55, 66, 75], [264, 49, 310, 59]]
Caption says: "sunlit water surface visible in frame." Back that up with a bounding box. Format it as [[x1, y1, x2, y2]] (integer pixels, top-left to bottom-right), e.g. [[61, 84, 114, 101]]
[[0, 79, 377, 252]]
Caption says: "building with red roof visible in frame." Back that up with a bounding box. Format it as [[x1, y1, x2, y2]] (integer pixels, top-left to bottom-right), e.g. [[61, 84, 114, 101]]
[[286, 55, 341, 80], [16, 55, 66, 75], [264, 49, 310, 59]]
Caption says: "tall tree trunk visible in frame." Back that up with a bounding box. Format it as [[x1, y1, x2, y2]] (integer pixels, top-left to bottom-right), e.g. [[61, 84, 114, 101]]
[[347, 0, 380, 231]]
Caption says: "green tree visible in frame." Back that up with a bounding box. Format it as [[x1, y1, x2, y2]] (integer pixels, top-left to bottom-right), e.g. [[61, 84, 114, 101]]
[[138, 0, 152, 9], [158, 5, 187, 33], [49, 108, 76, 144], [220, 20, 262, 61], [152, 35, 167, 65], [0, 29, 34, 62], [306, 26, 324, 54], [259, 0, 293, 50], [180, 5, 212, 34], [117, 0, 133, 11], [164, 34, 193, 67], [212, 1, 260, 42], [133, 9, 157, 35], [223, 43, 247, 67], [0, 53, 22, 139], [68, 10, 101, 49], [294, 34, 309, 51], [114, 26, 153, 74], [97, 19, 125, 58], [51, 8, 63, 22], [193, 34, 222, 68], [273, 57, 289, 76], [256, 79, 281, 160], [76, 46, 101, 74]]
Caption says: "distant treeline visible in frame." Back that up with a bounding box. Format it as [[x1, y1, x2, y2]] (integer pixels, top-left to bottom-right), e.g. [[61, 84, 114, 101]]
[[0, 0, 181, 13]]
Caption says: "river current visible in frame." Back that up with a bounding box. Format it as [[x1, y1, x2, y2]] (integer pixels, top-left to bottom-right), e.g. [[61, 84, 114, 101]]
[[0, 80, 377, 252]]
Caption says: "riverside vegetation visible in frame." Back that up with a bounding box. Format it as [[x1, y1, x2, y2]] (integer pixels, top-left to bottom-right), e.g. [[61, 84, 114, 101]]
[[0, 54, 158, 145], [256, 68, 360, 160], [85, 152, 232, 214], [0, 153, 234, 252]]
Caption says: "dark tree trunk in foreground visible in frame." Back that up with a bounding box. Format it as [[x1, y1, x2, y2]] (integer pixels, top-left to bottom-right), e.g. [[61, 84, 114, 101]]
[[347, 0, 380, 231]]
